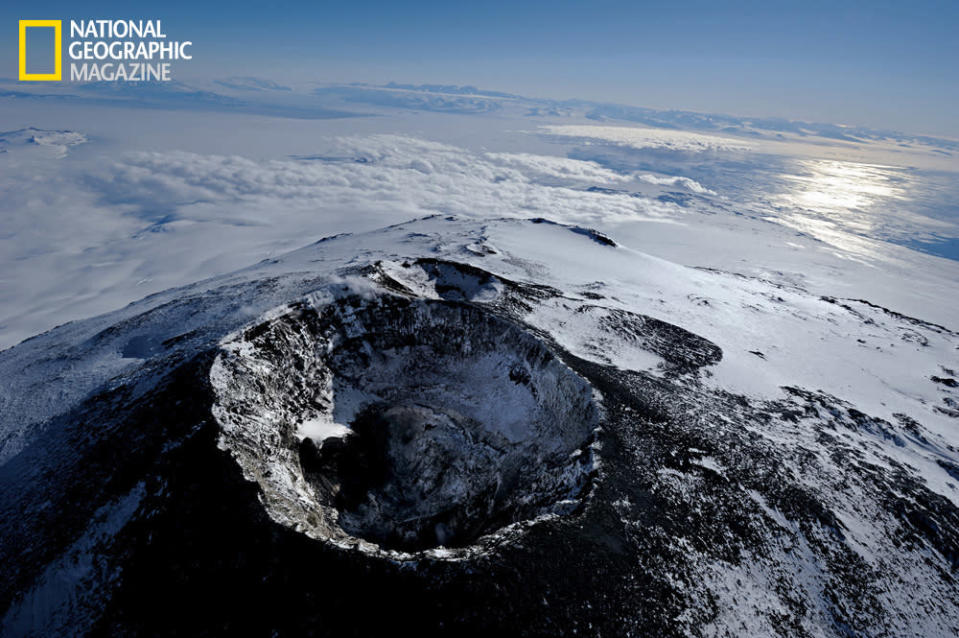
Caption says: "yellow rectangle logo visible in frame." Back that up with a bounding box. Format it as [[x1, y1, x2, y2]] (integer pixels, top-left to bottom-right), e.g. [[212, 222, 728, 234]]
[[19, 20, 62, 81]]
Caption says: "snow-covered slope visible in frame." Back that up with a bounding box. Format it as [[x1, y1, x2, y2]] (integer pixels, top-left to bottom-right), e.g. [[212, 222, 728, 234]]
[[1, 215, 957, 636], [0, 127, 86, 158]]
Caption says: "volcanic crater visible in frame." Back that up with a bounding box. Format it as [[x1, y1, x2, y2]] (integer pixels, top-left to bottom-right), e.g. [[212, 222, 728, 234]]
[[211, 293, 602, 557]]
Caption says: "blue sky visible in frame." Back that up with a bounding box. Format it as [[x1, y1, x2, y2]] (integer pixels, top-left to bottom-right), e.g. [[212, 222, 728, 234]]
[[4, 0, 958, 136]]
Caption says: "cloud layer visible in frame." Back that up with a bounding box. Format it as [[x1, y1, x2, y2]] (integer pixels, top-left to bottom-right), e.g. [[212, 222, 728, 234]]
[[0, 133, 690, 349], [541, 125, 754, 153]]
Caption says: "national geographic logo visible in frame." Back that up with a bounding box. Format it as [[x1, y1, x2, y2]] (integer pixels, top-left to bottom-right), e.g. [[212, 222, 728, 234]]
[[18, 20, 61, 81], [18, 19, 192, 82]]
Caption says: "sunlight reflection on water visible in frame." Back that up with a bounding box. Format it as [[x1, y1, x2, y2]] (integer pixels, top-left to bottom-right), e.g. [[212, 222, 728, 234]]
[[780, 160, 906, 221], [774, 159, 913, 261]]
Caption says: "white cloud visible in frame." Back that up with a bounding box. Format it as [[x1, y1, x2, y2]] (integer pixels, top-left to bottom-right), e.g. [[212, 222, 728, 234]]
[[541, 124, 754, 153], [0, 134, 681, 349], [483, 152, 634, 184], [637, 173, 715, 194]]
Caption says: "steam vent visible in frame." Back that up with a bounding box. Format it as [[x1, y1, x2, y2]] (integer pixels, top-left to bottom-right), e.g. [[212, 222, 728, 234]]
[[211, 294, 602, 558]]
